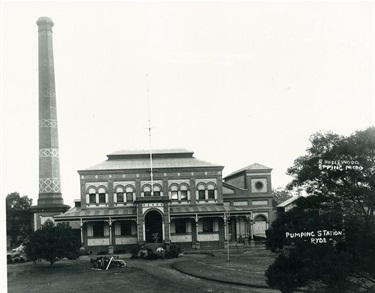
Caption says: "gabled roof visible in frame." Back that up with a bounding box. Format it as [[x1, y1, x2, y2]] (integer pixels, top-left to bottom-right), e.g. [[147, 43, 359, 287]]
[[224, 163, 272, 179], [80, 149, 223, 172], [277, 196, 299, 208], [223, 181, 247, 191]]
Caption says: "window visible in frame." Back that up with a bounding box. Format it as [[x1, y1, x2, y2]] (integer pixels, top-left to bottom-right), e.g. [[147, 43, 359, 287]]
[[153, 185, 161, 196], [199, 190, 205, 200], [98, 187, 106, 204], [99, 193, 106, 203], [115, 187, 124, 203], [202, 218, 213, 233], [175, 219, 186, 234], [255, 181, 264, 190], [207, 184, 215, 200], [170, 184, 178, 200], [121, 221, 132, 236], [117, 192, 124, 202], [89, 193, 96, 203], [93, 222, 104, 237], [180, 185, 188, 200], [143, 185, 151, 197], [126, 192, 133, 202], [171, 191, 178, 200], [180, 190, 187, 200]]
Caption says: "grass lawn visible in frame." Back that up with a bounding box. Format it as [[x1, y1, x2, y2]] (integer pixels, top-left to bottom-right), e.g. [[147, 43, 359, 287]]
[[176, 245, 277, 288], [7, 245, 279, 293], [8, 257, 195, 293]]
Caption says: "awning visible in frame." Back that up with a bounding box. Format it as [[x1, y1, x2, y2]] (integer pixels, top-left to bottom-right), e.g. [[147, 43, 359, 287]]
[[170, 205, 252, 216], [54, 205, 252, 221], [54, 206, 137, 221]]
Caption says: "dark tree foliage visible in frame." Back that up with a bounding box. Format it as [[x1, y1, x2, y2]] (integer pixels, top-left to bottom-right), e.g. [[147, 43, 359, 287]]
[[266, 127, 375, 292], [287, 127, 375, 220], [25, 221, 80, 266], [6, 192, 33, 247]]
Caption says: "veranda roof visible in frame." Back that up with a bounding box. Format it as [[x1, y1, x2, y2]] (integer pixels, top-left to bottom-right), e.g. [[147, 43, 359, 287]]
[[54, 206, 137, 220], [54, 205, 252, 221], [170, 205, 252, 215]]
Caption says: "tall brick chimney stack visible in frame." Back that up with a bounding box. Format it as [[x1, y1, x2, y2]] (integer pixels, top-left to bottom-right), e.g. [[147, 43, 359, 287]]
[[32, 17, 69, 229]]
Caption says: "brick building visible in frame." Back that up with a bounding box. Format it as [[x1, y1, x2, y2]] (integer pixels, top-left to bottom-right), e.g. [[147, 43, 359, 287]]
[[54, 149, 275, 253]]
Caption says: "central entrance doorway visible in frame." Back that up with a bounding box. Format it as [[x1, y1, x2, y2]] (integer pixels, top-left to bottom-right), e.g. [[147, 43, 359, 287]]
[[145, 210, 163, 243]]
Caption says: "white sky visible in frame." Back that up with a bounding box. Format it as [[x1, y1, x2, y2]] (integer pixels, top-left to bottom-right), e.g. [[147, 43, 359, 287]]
[[1, 1, 374, 209]]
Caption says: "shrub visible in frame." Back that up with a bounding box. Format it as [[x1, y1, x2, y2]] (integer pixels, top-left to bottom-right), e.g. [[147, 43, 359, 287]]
[[130, 243, 182, 260], [155, 247, 165, 258], [130, 244, 144, 259], [25, 221, 80, 266], [165, 243, 181, 259]]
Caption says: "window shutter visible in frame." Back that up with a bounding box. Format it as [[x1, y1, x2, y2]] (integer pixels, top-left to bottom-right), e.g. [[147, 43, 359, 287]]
[[131, 221, 137, 236], [213, 219, 219, 232], [186, 220, 191, 233], [104, 223, 109, 236], [87, 223, 93, 237], [115, 222, 121, 236], [198, 221, 203, 232], [170, 221, 176, 234]]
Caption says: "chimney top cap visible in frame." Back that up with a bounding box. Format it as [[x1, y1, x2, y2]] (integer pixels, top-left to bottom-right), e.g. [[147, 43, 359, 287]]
[[36, 17, 54, 27]]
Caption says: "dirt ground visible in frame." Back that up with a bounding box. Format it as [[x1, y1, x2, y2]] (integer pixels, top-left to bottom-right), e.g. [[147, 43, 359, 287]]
[[7, 246, 279, 293]]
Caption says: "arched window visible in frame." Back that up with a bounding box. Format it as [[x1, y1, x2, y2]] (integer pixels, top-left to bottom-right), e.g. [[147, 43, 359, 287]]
[[126, 186, 134, 202], [170, 184, 178, 200], [255, 215, 267, 222], [180, 184, 188, 201], [153, 184, 162, 196], [88, 187, 96, 204], [98, 187, 106, 203], [115, 186, 124, 203], [197, 184, 206, 201], [143, 185, 151, 197], [207, 183, 216, 200]]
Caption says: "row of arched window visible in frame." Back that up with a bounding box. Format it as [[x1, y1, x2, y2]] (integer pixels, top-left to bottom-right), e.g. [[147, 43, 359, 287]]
[[85, 182, 218, 205]]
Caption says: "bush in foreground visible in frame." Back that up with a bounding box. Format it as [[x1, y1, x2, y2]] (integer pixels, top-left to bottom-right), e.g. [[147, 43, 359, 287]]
[[25, 221, 80, 266], [130, 243, 181, 260]]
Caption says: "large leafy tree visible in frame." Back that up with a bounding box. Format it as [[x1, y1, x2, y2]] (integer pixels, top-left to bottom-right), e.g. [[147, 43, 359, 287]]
[[6, 192, 33, 247], [287, 127, 375, 219], [266, 127, 375, 292], [25, 221, 80, 266]]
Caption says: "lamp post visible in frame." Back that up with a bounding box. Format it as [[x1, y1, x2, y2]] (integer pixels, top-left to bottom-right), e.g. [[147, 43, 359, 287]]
[[225, 213, 230, 261]]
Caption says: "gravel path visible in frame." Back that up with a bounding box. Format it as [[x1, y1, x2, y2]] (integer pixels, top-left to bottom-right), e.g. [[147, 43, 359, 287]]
[[127, 254, 279, 293]]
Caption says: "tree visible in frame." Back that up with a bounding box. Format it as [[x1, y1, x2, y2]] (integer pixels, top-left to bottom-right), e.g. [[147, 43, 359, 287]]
[[25, 221, 80, 266], [6, 192, 33, 247], [286, 127, 375, 219], [272, 187, 293, 208], [266, 127, 375, 292]]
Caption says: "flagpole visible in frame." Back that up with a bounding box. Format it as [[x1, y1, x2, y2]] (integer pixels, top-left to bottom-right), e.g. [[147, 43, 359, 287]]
[[146, 74, 154, 195]]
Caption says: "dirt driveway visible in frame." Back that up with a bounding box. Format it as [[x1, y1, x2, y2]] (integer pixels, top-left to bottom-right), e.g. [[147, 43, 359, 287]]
[[7, 250, 278, 293]]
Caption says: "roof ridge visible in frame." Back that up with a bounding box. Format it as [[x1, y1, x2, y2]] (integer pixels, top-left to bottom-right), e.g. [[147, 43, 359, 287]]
[[224, 162, 272, 179]]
